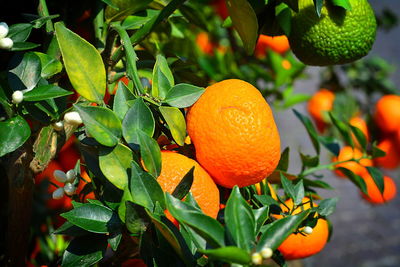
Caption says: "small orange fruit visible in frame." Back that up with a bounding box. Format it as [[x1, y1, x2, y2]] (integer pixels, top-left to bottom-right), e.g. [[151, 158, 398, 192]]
[[255, 35, 290, 58], [374, 94, 400, 133], [373, 138, 400, 169], [349, 116, 369, 145], [157, 151, 220, 218], [361, 174, 397, 204], [307, 89, 335, 132], [276, 198, 329, 260], [58, 146, 81, 171], [332, 146, 373, 177], [196, 32, 215, 55], [186, 79, 281, 188]]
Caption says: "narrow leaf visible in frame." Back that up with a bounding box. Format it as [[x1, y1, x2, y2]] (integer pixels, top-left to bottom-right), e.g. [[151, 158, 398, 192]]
[[164, 83, 205, 108], [137, 130, 161, 177], [159, 106, 186, 146], [23, 85, 72, 101]]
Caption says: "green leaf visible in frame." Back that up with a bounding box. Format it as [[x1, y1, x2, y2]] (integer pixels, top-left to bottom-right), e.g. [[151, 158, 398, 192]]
[[130, 161, 165, 210], [11, 42, 40, 51], [113, 81, 136, 120], [32, 125, 57, 168], [122, 10, 159, 30], [200, 247, 251, 265], [33, 52, 63, 79], [8, 23, 33, 42], [317, 198, 338, 217], [331, 0, 352, 10], [275, 3, 292, 36], [0, 116, 31, 157], [99, 143, 132, 190], [53, 221, 89, 237], [318, 135, 340, 156], [329, 112, 354, 147], [61, 204, 122, 234], [282, 0, 299, 12], [276, 147, 290, 171], [55, 22, 105, 103], [108, 232, 122, 251], [159, 106, 186, 146], [118, 187, 134, 223], [23, 85, 72, 101], [122, 98, 155, 145], [105, 0, 153, 22], [226, 0, 259, 54], [313, 0, 324, 17], [74, 105, 122, 147], [152, 54, 174, 99], [281, 173, 295, 201], [337, 168, 367, 194], [253, 206, 270, 234], [62, 235, 107, 267], [371, 142, 386, 158], [349, 125, 367, 150], [165, 194, 225, 248], [172, 167, 194, 200], [300, 153, 319, 168], [293, 180, 305, 206], [137, 130, 161, 177], [125, 201, 150, 234], [164, 83, 205, 108], [366, 166, 385, 195], [8, 52, 41, 91], [225, 186, 255, 250], [257, 211, 310, 251], [293, 109, 320, 154]]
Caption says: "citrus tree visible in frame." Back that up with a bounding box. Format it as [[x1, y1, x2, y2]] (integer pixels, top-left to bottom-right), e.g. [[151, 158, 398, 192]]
[[0, 0, 398, 266]]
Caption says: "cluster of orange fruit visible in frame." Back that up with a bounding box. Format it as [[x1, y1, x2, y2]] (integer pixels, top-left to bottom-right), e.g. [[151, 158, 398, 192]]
[[308, 89, 398, 204]]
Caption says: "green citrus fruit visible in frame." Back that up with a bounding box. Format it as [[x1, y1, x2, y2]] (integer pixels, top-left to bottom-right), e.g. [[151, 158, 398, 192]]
[[289, 0, 377, 66]]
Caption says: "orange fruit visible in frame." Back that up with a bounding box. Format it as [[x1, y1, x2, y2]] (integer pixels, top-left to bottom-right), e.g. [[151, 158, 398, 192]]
[[157, 151, 220, 218], [122, 258, 147, 267], [196, 32, 215, 55], [349, 116, 369, 145], [307, 89, 335, 132], [255, 35, 290, 58], [332, 146, 373, 177], [212, 0, 229, 20], [373, 138, 400, 169], [58, 145, 81, 171], [186, 79, 281, 188], [374, 94, 400, 133], [361, 174, 397, 204], [276, 198, 329, 260]]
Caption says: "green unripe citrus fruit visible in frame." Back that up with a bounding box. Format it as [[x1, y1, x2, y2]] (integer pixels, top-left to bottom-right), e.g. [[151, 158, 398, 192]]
[[289, 0, 377, 66]]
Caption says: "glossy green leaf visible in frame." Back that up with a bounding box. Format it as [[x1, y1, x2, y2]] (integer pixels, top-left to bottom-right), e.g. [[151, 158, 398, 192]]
[[293, 109, 320, 154], [53, 221, 89, 237], [0, 116, 31, 157], [257, 211, 310, 251], [225, 186, 255, 250], [33, 52, 63, 79], [122, 98, 155, 146], [11, 42, 40, 51], [253, 206, 270, 234], [8, 23, 33, 42], [276, 147, 290, 171], [159, 106, 186, 146], [226, 0, 259, 54], [23, 85, 72, 101], [331, 0, 352, 10], [164, 83, 205, 108], [165, 194, 225, 248], [371, 142, 386, 158], [99, 143, 132, 190], [337, 168, 367, 194], [137, 130, 161, 177], [61, 204, 122, 234], [32, 125, 57, 169], [200, 247, 251, 265], [152, 54, 174, 99], [317, 198, 338, 217], [313, 0, 324, 17], [105, 0, 153, 22], [62, 235, 107, 267], [125, 201, 150, 235], [118, 187, 134, 223], [74, 105, 122, 147], [275, 3, 292, 36], [113, 81, 135, 120], [366, 166, 385, 195], [281, 173, 295, 201], [8, 52, 41, 91], [108, 232, 122, 251], [172, 167, 194, 200], [293, 180, 305, 206], [122, 10, 159, 30], [329, 112, 354, 147], [318, 135, 341, 156], [350, 125, 367, 150], [130, 161, 165, 210], [55, 22, 105, 103]]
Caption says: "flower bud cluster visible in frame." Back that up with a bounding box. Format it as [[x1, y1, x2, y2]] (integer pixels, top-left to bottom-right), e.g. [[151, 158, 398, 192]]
[[52, 169, 78, 199], [0, 22, 13, 50]]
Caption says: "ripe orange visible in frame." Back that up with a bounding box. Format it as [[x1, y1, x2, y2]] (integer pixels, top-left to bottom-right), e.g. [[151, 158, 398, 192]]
[[332, 146, 373, 177], [349, 116, 369, 145], [255, 35, 290, 58], [374, 94, 400, 133], [196, 32, 215, 55], [157, 151, 220, 218], [58, 145, 81, 171], [186, 79, 281, 188], [361, 174, 397, 204], [307, 89, 335, 132], [276, 198, 329, 260], [373, 138, 400, 169]]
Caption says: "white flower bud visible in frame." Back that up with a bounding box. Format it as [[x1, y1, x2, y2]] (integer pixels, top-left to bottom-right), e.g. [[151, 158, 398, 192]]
[[303, 226, 313, 235], [64, 111, 83, 126], [260, 247, 273, 258], [0, 37, 13, 50], [65, 169, 77, 183], [52, 187, 65, 200], [52, 121, 64, 131], [64, 183, 76, 196], [11, 90, 23, 104], [53, 170, 67, 183], [251, 252, 262, 265], [0, 22, 9, 39]]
